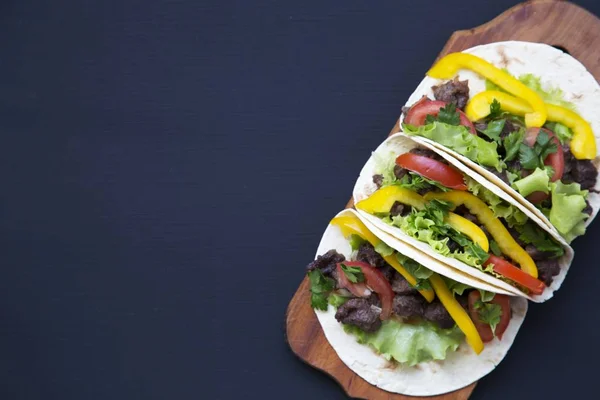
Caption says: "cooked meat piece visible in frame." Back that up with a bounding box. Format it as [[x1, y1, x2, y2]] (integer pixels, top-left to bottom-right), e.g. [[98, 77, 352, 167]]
[[571, 160, 597, 190], [307, 249, 345, 278], [356, 242, 386, 268], [432, 78, 470, 110], [409, 147, 445, 162], [391, 273, 418, 295], [536, 259, 561, 286], [583, 200, 593, 215], [335, 298, 382, 332], [356, 243, 396, 281], [417, 186, 436, 196], [475, 122, 488, 132], [394, 165, 408, 180], [447, 239, 461, 252], [367, 293, 381, 307], [372, 174, 383, 188], [562, 144, 598, 190], [393, 295, 426, 318], [525, 245, 554, 261], [390, 201, 411, 217], [378, 264, 396, 282], [424, 300, 455, 329]]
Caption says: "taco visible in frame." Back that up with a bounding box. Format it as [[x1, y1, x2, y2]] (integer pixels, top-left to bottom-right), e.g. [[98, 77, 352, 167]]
[[353, 133, 573, 302], [307, 208, 527, 396], [399, 41, 600, 243]]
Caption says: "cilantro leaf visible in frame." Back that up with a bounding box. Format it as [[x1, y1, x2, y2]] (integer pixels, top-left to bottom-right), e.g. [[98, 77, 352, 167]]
[[514, 222, 565, 258], [340, 263, 365, 283], [465, 241, 490, 264], [519, 143, 540, 169], [475, 300, 502, 335], [518, 130, 558, 170], [489, 240, 502, 257], [349, 234, 366, 251], [503, 129, 525, 161], [308, 269, 335, 310], [480, 119, 505, 143], [425, 114, 436, 124], [424, 199, 453, 224], [489, 99, 502, 119], [536, 130, 558, 160], [437, 103, 460, 125], [311, 293, 329, 310]]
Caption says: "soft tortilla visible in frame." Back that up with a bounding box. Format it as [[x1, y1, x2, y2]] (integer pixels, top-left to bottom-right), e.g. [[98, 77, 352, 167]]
[[401, 41, 600, 239], [352, 133, 573, 302], [313, 208, 528, 396]]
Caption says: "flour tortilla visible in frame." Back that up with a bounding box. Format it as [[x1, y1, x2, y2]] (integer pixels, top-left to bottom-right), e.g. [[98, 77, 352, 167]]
[[352, 133, 573, 302], [314, 208, 528, 396], [401, 41, 600, 240]]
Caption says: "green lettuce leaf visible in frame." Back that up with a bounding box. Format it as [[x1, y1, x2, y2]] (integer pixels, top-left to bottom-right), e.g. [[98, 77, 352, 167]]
[[549, 181, 588, 242], [402, 122, 502, 170], [518, 73, 577, 111], [486, 73, 577, 111], [328, 293, 350, 308], [349, 234, 366, 251], [372, 151, 400, 187], [466, 178, 528, 227], [374, 242, 394, 257], [512, 167, 550, 197], [344, 320, 463, 366]]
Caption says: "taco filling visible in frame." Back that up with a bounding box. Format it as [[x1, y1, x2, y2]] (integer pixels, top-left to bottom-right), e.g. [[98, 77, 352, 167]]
[[356, 145, 566, 295], [402, 50, 598, 243], [308, 212, 516, 364]]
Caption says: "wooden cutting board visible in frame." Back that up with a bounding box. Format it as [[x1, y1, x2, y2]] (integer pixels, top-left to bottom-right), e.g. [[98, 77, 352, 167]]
[[285, 1, 600, 398]]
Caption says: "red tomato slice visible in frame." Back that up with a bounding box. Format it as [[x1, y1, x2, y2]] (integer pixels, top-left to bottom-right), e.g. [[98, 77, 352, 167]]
[[336, 261, 394, 320], [335, 263, 371, 298], [404, 97, 477, 135], [467, 291, 512, 343], [483, 255, 546, 295], [396, 153, 467, 190]]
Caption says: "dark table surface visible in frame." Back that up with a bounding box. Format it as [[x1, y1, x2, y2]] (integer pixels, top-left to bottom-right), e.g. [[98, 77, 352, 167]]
[[2, 0, 600, 399]]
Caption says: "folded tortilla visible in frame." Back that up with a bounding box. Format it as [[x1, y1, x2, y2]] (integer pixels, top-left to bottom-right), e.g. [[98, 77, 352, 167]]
[[402, 41, 600, 238], [353, 133, 573, 302], [314, 208, 527, 396]]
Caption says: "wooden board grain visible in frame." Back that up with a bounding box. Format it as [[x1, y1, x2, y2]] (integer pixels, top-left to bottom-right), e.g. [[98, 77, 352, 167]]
[[286, 1, 600, 398]]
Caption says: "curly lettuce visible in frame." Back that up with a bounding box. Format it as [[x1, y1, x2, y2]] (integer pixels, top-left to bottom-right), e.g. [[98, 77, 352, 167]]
[[549, 181, 588, 243], [466, 178, 528, 227], [344, 320, 463, 366], [402, 122, 502, 170]]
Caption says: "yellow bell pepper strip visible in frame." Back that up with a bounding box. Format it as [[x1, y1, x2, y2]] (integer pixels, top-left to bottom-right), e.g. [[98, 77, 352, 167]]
[[424, 191, 538, 278], [330, 214, 435, 302], [356, 186, 489, 253], [355, 186, 426, 214], [445, 212, 490, 252], [427, 53, 547, 127], [466, 90, 596, 160], [429, 273, 484, 354]]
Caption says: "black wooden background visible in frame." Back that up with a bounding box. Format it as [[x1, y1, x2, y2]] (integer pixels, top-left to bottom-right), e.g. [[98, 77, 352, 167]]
[[1, 1, 599, 399]]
